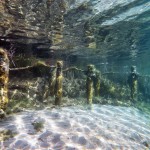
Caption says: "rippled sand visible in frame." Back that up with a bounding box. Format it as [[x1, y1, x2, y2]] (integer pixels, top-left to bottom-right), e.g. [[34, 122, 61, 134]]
[[0, 104, 150, 150]]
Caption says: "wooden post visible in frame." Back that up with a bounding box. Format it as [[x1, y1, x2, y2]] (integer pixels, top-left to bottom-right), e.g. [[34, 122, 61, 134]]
[[0, 48, 9, 112], [49, 66, 56, 97], [94, 71, 100, 97], [127, 66, 138, 100], [55, 61, 63, 105], [86, 64, 95, 104]]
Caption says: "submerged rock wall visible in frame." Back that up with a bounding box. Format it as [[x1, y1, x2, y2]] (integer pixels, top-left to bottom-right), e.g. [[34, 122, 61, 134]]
[[1, 0, 149, 55], [0, 0, 66, 47]]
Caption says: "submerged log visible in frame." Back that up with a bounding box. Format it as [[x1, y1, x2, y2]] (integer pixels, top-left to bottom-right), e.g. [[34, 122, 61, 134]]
[[9, 61, 50, 78]]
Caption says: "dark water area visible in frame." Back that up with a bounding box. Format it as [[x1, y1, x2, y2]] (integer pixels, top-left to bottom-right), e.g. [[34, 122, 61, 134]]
[[0, 0, 150, 149]]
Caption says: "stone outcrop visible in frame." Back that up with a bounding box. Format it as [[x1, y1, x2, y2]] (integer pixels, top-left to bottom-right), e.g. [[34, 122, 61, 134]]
[[0, 0, 66, 48], [0, 0, 149, 55]]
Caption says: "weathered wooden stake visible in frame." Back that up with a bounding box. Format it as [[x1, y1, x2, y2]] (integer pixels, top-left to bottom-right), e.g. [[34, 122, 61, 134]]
[[0, 48, 9, 114], [55, 61, 63, 105]]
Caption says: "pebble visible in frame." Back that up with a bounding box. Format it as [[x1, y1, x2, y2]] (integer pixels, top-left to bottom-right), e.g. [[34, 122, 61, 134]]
[[13, 140, 30, 149], [78, 136, 87, 145], [38, 130, 53, 140]]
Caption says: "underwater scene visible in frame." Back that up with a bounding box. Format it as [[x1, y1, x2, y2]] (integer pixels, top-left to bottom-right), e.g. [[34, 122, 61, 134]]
[[0, 0, 150, 149]]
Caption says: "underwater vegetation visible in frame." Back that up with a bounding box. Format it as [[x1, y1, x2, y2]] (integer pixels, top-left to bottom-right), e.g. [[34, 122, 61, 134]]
[[0, 48, 148, 117], [32, 118, 45, 132], [0, 129, 17, 141], [1, 56, 148, 116]]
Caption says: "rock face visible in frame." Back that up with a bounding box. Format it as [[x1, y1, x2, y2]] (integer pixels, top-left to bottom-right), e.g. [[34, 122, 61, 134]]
[[0, 0, 66, 47], [0, 0, 150, 57]]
